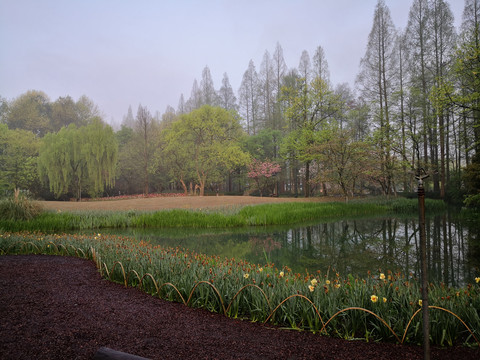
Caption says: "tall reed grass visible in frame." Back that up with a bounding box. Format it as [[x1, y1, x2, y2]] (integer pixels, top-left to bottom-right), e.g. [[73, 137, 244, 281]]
[[0, 198, 447, 232], [1, 231, 478, 347], [0, 194, 43, 221]]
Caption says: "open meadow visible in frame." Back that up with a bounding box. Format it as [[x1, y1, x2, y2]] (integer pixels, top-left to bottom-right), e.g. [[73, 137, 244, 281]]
[[36, 195, 338, 212]]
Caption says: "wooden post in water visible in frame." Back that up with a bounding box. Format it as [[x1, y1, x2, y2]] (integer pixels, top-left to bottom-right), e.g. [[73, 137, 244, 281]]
[[416, 169, 430, 360]]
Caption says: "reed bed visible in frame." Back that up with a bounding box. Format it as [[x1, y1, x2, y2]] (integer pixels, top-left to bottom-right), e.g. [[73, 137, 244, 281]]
[[0, 198, 446, 232], [1, 231, 478, 347]]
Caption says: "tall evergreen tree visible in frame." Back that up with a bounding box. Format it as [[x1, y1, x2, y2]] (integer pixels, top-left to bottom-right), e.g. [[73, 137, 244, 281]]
[[259, 50, 275, 129], [218, 72, 237, 111], [357, 0, 398, 195], [122, 105, 135, 128], [177, 94, 186, 115], [272, 42, 288, 132], [312, 45, 331, 85], [405, 0, 433, 177], [200, 66, 218, 106], [186, 79, 202, 112], [239, 60, 260, 135], [429, 0, 456, 197]]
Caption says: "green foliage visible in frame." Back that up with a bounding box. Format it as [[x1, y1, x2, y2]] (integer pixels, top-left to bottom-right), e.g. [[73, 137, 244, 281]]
[[242, 129, 283, 160], [0, 124, 39, 193], [38, 119, 118, 199], [281, 77, 343, 197], [313, 123, 373, 198], [463, 153, 480, 209], [445, 172, 467, 205], [5, 90, 51, 136], [162, 105, 250, 195]]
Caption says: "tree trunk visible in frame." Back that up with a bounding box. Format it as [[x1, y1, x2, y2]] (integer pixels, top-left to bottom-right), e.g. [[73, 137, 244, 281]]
[[439, 112, 445, 199], [305, 160, 310, 198], [179, 179, 188, 195]]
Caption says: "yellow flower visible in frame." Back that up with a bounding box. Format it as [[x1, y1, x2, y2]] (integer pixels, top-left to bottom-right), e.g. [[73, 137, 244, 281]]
[[418, 299, 423, 306], [279, 271, 284, 278], [308, 285, 315, 292], [335, 284, 341, 289], [259, 267, 263, 272], [383, 297, 387, 303], [379, 273, 385, 280], [244, 273, 249, 279], [311, 278, 318, 286], [370, 295, 378, 303], [475, 277, 480, 284], [325, 280, 331, 285]]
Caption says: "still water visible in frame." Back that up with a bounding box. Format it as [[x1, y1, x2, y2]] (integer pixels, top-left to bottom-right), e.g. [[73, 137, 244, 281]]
[[100, 210, 479, 286]]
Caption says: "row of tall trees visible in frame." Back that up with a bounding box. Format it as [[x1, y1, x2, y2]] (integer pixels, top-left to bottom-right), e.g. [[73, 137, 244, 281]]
[[1, 0, 479, 205], [166, 0, 479, 203]]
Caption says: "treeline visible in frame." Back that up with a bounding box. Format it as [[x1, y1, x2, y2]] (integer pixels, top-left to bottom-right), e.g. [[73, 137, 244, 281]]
[[1, 0, 479, 207]]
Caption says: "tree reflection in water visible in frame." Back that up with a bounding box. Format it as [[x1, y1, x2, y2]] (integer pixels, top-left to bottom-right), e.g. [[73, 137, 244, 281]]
[[103, 209, 479, 287]]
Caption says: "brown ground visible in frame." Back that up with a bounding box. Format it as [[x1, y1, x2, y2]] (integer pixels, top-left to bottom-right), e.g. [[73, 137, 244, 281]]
[[1, 255, 478, 360], [36, 195, 337, 212]]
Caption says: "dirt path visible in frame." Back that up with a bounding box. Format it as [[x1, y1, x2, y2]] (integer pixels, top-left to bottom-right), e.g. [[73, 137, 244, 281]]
[[37, 195, 339, 212], [1, 255, 477, 360]]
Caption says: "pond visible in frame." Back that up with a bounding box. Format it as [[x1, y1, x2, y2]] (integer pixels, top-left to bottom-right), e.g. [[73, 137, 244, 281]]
[[96, 209, 480, 287]]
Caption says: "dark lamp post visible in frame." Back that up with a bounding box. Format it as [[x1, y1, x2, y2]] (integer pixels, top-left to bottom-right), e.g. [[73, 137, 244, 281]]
[[416, 169, 430, 360]]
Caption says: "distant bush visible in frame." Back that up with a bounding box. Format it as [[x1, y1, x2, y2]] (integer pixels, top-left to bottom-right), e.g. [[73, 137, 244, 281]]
[[0, 191, 43, 221]]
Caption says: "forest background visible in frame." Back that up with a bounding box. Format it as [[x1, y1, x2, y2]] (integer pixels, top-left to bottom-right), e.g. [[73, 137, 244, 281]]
[[1, 0, 480, 208]]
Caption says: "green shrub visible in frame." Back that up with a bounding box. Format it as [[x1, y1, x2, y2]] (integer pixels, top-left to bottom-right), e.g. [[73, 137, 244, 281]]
[[0, 194, 43, 221]]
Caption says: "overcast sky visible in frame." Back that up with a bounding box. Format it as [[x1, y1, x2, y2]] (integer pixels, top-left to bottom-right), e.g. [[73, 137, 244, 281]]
[[0, 0, 465, 127]]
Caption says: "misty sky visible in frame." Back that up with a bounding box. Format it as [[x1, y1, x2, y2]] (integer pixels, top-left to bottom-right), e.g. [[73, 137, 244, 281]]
[[0, 0, 465, 126]]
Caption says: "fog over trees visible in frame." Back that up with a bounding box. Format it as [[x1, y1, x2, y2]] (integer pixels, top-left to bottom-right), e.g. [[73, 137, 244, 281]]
[[1, 0, 479, 207]]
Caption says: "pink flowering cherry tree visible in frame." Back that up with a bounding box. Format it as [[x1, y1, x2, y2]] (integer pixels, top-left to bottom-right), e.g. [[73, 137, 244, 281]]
[[247, 159, 281, 197]]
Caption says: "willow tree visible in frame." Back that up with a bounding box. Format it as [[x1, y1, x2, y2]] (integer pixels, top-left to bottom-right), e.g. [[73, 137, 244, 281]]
[[38, 119, 117, 199]]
